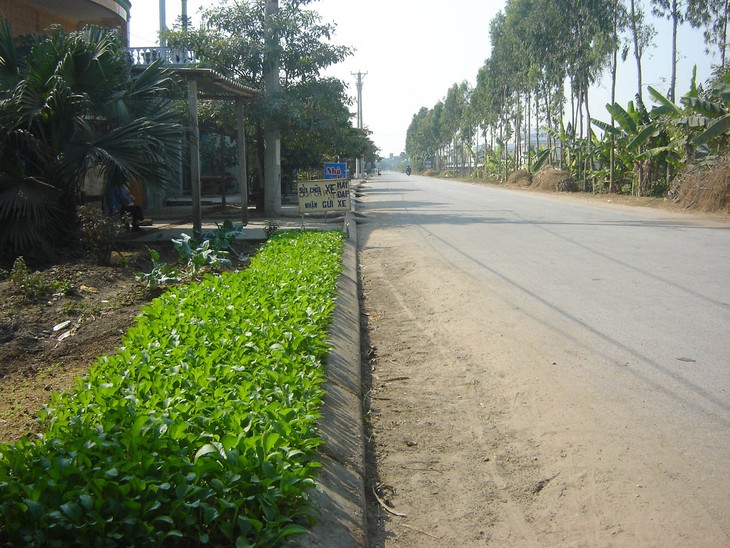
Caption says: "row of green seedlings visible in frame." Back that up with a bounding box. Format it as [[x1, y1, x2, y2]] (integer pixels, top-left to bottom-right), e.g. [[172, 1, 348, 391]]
[[0, 229, 344, 546]]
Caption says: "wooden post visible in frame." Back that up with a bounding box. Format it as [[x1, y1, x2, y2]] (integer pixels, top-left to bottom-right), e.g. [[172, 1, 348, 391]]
[[237, 97, 249, 225], [188, 78, 202, 237]]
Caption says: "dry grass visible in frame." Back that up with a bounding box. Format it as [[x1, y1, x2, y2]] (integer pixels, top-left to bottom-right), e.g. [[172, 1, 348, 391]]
[[531, 165, 577, 192], [507, 169, 532, 186], [670, 153, 730, 214]]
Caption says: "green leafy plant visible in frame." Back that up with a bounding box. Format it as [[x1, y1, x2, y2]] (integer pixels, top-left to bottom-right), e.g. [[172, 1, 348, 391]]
[[135, 248, 182, 289], [201, 219, 248, 262], [172, 233, 233, 275], [0, 229, 345, 545], [137, 232, 236, 290]]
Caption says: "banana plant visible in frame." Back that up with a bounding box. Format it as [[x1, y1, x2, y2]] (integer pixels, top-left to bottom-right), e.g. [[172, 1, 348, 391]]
[[679, 71, 730, 150], [593, 98, 663, 195], [530, 148, 551, 173]]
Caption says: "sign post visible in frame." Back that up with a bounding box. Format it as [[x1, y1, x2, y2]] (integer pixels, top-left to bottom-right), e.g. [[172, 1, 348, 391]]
[[297, 179, 351, 216]]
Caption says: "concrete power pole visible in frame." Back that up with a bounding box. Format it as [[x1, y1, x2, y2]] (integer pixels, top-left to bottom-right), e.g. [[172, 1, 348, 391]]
[[351, 71, 367, 177], [159, 0, 167, 50], [181, 0, 188, 29], [263, 0, 282, 215]]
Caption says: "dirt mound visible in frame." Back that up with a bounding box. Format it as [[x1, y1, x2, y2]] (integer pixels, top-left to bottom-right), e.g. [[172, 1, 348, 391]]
[[669, 153, 730, 213], [507, 169, 532, 186], [532, 165, 577, 192]]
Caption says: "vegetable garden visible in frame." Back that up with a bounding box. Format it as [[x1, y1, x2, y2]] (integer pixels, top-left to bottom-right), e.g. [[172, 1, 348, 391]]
[[0, 229, 344, 546]]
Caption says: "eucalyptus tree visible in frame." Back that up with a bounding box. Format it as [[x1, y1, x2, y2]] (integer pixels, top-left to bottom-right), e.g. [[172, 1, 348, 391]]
[[650, 0, 711, 101], [689, 0, 729, 64], [629, 0, 656, 101], [487, 10, 521, 176], [442, 82, 472, 173], [706, 0, 729, 64], [459, 86, 481, 172], [405, 107, 431, 170], [0, 17, 182, 262], [523, 0, 569, 164], [502, 0, 548, 170], [471, 63, 500, 154], [563, 0, 616, 137]]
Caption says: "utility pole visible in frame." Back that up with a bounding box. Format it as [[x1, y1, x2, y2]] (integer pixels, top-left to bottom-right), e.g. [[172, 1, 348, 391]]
[[159, 0, 166, 50], [351, 71, 367, 177], [181, 0, 188, 30]]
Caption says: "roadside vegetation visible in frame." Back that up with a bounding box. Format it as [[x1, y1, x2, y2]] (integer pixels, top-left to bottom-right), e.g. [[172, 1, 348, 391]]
[[163, 0, 378, 198], [0, 1, 377, 265], [0, 229, 344, 545], [405, 0, 729, 212], [0, 16, 183, 265]]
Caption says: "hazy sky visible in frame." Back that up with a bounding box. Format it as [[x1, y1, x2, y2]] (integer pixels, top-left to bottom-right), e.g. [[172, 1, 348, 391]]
[[128, 1, 720, 157]]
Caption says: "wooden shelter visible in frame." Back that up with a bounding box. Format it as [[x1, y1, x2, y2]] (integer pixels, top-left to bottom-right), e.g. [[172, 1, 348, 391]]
[[174, 68, 257, 233]]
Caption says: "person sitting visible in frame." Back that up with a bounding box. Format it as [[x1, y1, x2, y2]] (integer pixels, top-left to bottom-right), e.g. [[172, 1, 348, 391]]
[[105, 182, 149, 230]]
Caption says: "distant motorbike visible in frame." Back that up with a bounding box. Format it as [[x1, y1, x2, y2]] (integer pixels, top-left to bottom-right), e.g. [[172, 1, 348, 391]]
[[405, 166, 412, 176]]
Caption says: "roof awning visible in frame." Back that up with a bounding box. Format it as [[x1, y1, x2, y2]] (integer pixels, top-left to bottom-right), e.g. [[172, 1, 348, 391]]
[[173, 67, 258, 101]]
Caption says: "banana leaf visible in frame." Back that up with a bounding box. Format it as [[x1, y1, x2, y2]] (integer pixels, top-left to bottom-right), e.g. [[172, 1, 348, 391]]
[[592, 118, 622, 136], [648, 85, 680, 113], [692, 114, 730, 145], [531, 148, 550, 173], [681, 95, 727, 117], [627, 124, 659, 152], [606, 102, 637, 133]]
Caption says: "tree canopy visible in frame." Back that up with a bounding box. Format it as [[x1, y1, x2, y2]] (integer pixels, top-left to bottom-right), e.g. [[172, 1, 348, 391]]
[[165, 0, 377, 186], [405, 0, 728, 198]]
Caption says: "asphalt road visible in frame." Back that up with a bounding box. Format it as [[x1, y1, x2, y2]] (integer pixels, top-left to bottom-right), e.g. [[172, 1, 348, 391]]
[[358, 169, 730, 542]]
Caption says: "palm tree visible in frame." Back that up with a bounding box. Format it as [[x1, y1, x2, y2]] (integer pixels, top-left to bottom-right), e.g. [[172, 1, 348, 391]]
[[0, 17, 182, 262]]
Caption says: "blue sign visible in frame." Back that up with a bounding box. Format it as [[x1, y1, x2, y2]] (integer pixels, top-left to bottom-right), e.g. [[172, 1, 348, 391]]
[[323, 162, 346, 179]]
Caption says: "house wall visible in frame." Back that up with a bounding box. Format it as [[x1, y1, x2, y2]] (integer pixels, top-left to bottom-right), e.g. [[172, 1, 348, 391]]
[[0, 0, 128, 40], [0, 0, 75, 34]]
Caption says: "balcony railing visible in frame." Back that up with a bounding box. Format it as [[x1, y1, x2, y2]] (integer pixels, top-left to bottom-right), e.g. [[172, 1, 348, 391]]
[[128, 47, 198, 67]]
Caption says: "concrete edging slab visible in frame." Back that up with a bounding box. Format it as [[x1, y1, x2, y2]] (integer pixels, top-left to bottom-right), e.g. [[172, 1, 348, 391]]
[[293, 210, 366, 547]]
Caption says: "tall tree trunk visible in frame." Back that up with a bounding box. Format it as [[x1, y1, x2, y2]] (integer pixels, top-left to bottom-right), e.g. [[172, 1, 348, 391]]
[[535, 88, 540, 164], [611, 2, 619, 192], [584, 85, 593, 192], [722, 0, 728, 65], [526, 91, 532, 172], [669, 0, 679, 102], [514, 91, 522, 169], [263, 0, 281, 215], [545, 87, 553, 165], [631, 0, 644, 101]]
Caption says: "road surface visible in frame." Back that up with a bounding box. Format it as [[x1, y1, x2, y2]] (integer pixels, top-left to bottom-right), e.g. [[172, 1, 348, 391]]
[[357, 171, 730, 546]]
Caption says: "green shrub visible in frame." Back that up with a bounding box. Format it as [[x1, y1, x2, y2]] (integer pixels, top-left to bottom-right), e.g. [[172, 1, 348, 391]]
[[78, 206, 124, 266]]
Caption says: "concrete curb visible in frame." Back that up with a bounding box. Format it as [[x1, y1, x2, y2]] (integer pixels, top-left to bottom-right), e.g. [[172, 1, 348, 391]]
[[294, 210, 366, 546]]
